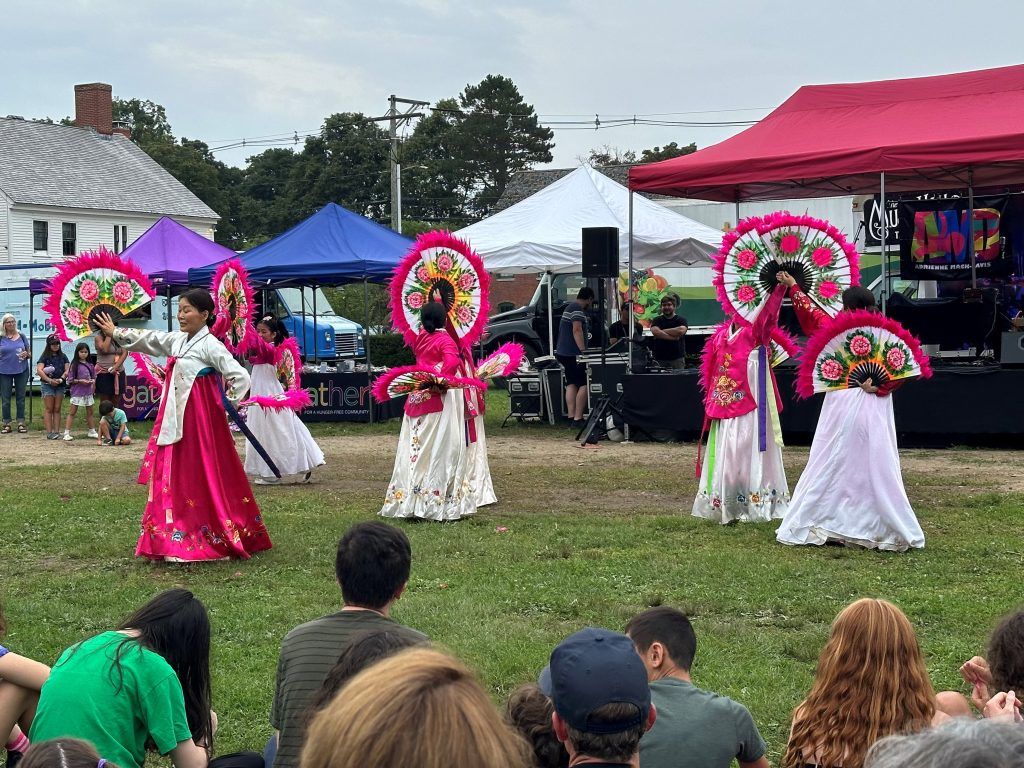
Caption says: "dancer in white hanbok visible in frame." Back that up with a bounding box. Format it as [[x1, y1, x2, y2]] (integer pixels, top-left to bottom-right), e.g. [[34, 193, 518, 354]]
[[380, 302, 476, 521], [244, 316, 324, 485], [775, 276, 925, 551]]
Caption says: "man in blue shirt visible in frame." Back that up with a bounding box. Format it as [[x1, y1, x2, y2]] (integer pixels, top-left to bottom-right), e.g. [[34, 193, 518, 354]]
[[555, 286, 595, 428]]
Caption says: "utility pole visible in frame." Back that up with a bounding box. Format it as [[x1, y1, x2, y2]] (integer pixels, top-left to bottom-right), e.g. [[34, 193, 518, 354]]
[[385, 95, 428, 233]]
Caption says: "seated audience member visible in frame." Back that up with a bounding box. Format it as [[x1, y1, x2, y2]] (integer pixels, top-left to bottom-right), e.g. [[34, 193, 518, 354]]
[[263, 630, 424, 768], [938, 608, 1024, 719], [29, 589, 261, 768], [625, 607, 769, 768], [301, 647, 532, 768], [782, 598, 942, 768], [0, 602, 50, 768], [271, 522, 425, 768], [20, 738, 120, 768], [540, 627, 656, 768], [505, 683, 569, 768], [864, 717, 1024, 768]]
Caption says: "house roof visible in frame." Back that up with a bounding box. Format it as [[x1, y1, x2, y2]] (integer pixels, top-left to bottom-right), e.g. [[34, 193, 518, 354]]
[[0, 117, 218, 219], [495, 164, 665, 211]]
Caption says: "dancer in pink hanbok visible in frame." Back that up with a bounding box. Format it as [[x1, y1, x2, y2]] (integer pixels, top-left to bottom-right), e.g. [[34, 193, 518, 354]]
[[94, 288, 272, 561]]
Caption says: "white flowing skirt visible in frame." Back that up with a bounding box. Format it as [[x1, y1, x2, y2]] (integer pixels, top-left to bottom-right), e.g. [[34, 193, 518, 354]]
[[692, 350, 790, 523], [776, 388, 924, 551], [467, 415, 496, 507], [244, 363, 325, 480], [379, 391, 476, 521]]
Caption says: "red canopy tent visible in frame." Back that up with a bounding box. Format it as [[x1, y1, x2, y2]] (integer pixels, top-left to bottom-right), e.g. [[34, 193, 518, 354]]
[[629, 64, 1024, 202]]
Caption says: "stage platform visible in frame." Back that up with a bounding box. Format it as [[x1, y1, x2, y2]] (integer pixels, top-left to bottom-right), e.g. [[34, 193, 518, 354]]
[[619, 363, 1024, 448]]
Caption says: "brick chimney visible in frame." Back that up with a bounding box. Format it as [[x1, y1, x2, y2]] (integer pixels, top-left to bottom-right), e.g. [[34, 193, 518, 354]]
[[74, 83, 113, 135]]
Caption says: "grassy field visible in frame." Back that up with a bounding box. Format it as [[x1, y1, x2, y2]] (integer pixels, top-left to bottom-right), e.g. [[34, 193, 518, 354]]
[[2, 391, 1023, 763]]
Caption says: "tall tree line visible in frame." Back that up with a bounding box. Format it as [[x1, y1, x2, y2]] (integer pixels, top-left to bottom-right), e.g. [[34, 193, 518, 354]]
[[113, 75, 555, 248]]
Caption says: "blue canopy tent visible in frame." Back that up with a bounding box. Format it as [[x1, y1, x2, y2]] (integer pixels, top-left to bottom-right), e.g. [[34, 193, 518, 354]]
[[188, 202, 412, 285], [188, 203, 413, 422]]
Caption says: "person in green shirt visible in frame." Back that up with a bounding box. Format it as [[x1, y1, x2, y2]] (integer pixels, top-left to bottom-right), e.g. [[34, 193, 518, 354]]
[[30, 589, 259, 768], [626, 607, 769, 768]]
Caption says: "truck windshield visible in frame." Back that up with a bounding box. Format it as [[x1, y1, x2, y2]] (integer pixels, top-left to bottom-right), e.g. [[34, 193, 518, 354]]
[[277, 287, 337, 316], [530, 274, 587, 309]]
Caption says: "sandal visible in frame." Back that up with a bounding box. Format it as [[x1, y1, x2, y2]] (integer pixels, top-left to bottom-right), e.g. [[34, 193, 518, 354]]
[[1, 424, 10, 434], [17, 424, 27, 433]]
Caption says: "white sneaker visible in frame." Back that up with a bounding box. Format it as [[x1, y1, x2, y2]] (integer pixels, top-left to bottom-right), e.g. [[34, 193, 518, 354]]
[[254, 476, 279, 485], [87, 429, 98, 438], [62, 432, 73, 442]]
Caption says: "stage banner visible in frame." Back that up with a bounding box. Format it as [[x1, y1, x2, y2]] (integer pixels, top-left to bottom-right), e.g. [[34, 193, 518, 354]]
[[123, 375, 161, 421], [899, 195, 1011, 280]]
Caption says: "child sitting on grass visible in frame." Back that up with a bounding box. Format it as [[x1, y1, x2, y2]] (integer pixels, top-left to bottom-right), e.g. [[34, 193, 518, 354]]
[[98, 401, 131, 446]]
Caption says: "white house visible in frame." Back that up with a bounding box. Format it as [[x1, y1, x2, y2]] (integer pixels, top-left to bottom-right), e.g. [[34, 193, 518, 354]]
[[0, 83, 218, 268]]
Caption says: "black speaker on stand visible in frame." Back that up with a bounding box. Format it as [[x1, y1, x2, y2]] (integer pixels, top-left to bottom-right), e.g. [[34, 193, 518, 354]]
[[581, 227, 619, 420]]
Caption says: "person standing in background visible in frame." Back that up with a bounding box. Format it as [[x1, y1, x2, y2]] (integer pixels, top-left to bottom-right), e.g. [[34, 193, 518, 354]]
[[0, 315, 31, 434], [649, 296, 688, 369], [94, 331, 127, 409], [554, 287, 595, 428]]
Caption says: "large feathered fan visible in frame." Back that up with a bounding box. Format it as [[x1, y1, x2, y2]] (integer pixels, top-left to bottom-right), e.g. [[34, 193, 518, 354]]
[[389, 232, 491, 347], [796, 310, 932, 398], [475, 342, 525, 380], [210, 259, 255, 354], [243, 337, 311, 411], [130, 352, 166, 391], [42, 248, 155, 341], [715, 212, 861, 326], [371, 365, 486, 404]]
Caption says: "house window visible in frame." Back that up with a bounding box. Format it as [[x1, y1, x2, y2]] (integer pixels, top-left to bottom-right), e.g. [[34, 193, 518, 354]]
[[33, 221, 48, 252], [498, 301, 515, 313], [113, 225, 128, 253], [61, 223, 76, 256]]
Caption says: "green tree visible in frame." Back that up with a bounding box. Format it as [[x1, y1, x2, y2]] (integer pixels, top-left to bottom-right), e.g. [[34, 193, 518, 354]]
[[584, 145, 638, 165], [457, 75, 554, 217], [287, 112, 390, 222], [639, 141, 697, 163], [238, 148, 301, 244], [401, 98, 474, 228], [112, 98, 174, 149]]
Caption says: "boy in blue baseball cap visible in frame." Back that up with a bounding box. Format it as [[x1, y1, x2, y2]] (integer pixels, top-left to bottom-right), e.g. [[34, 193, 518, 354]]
[[539, 627, 656, 767]]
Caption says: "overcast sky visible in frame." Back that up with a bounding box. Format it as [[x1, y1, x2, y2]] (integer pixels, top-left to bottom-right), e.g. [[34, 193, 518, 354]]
[[7, 0, 1024, 170]]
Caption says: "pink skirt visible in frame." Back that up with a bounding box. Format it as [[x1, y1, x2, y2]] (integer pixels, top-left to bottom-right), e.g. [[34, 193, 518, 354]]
[[136, 371, 272, 561]]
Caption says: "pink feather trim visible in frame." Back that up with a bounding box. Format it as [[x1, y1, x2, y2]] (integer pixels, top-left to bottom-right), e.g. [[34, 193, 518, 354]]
[[129, 352, 166, 390], [275, 337, 304, 390], [210, 259, 256, 354], [770, 326, 801, 361], [371, 364, 487, 402], [477, 342, 525, 378], [388, 231, 491, 348], [243, 390, 313, 411], [795, 309, 932, 399], [698, 321, 732, 395], [42, 248, 156, 341], [714, 212, 862, 327]]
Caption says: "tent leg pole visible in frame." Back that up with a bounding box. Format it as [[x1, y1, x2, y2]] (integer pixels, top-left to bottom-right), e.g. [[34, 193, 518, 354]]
[[880, 171, 887, 316], [166, 286, 172, 332], [968, 167, 977, 290], [28, 292, 34, 425], [300, 286, 307, 363], [734, 200, 740, 228], [364, 278, 374, 425], [312, 285, 318, 365], [624, 191, 635, 443]]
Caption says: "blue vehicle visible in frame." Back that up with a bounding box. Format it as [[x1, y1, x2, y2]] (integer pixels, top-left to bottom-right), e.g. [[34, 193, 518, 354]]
[[261, 287, 365, 361]]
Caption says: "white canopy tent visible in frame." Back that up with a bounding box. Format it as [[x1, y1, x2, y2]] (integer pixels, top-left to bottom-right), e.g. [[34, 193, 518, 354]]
[[455, 164, 724, 273]]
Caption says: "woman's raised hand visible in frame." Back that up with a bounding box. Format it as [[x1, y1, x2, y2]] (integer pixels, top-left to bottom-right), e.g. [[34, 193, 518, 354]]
[[93, 312, 116, 338]]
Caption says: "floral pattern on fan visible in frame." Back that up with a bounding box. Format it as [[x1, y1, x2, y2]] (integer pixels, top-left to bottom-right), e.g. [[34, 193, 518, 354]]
[[389, 232, 491, 346], [210, 259, 255, 354], [715, 212, 861, 326], [371, 365, 487, 403], [243, 338, 311, 411], [475, 342, 525, 380], [796, 310, 932, 397], [42, 248, 155, 341]]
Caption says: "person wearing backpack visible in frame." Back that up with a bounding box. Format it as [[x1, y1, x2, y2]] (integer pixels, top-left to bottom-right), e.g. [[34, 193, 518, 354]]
[[0, 314, 31, 434]]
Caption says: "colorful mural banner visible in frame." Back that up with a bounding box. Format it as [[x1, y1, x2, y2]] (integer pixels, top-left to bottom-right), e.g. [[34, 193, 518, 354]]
[[899, 195, 1011, 280]]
